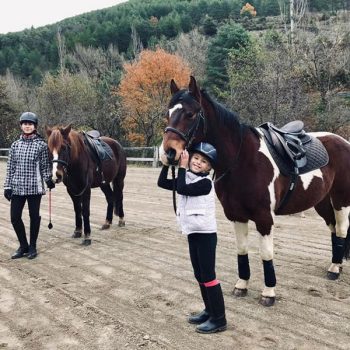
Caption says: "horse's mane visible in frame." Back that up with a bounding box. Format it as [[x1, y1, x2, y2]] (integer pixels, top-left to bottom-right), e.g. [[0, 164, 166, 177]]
[[200, 89, 260, 138], [48, 127, 85, 161]]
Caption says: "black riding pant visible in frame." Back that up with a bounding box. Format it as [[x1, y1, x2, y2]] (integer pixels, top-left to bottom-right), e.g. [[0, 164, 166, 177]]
[[10, 195, 42, 248], [188, 232, 217, 283]]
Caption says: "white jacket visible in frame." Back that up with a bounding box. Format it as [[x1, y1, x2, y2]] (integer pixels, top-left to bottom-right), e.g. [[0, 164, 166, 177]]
[[176, 171, 217, 235]]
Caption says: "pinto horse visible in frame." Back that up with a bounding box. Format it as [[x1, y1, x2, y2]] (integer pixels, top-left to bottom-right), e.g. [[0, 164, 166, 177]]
[[162, 76, 350, 306], [46, 125, 127, 245]]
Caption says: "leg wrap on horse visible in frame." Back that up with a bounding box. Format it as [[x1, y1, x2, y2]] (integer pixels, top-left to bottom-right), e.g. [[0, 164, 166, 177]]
[[263, 259, 276, 287], [344, 227, 350, 260], [332, 233, 346, 264], [238, 254, 250, 281]]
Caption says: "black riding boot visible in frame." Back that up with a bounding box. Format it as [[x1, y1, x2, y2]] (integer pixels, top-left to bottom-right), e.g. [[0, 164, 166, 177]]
[[188, 284, 210, 324], [11, 217, 29, 259], [196, 284, 227, 334], [28, 216, 41, 259]]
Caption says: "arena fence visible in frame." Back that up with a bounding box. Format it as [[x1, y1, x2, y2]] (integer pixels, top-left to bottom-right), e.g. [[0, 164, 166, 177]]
[[0, 146, 161, 168]]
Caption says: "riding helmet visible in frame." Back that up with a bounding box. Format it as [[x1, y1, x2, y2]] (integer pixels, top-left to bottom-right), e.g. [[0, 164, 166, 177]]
[[190, 142, 217, 165], [19, 112, 38, 125]]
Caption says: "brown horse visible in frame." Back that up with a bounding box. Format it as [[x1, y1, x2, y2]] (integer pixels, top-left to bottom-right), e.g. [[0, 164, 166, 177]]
[[162, 76, 350, 306], [46, 125, 127, 245]]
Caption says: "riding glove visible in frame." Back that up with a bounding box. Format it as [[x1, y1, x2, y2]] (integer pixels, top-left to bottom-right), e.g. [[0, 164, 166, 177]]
[[4, 189, 12, 201], [46, 178, 55, 189]]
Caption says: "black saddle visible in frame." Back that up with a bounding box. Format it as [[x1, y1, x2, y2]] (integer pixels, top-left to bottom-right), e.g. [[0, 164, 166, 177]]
[[83, 131, 114, 165], [259, 121, 328, 176]]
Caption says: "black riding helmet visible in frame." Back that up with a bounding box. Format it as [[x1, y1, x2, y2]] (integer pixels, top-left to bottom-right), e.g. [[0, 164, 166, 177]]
[[189, 142, 217, 165], [20, 112, 38, 125]]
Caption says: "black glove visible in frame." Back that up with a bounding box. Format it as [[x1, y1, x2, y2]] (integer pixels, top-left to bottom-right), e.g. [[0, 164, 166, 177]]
[[46, 178, 55, 189], [4, 189, 12, 201]]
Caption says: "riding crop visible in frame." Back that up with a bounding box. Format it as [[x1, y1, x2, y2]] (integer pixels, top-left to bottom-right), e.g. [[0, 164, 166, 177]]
[[48, 189, 53, 229]]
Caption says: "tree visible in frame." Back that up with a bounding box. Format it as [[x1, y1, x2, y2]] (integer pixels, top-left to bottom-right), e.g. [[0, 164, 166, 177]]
[[118, 48, 191, 146], [0, 80, 19, 146], [206, 22, 251, 97]]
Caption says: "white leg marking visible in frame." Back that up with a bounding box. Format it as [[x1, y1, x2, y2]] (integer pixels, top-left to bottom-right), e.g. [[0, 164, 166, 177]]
[[259, 232, 274, 261], [262, 286, 276, 298], [328, 263, 341, 274], [334, 206, 350, 239], [233, 221, 249, 255], [52, 149, 58, 182], [235, 279, 249, 289]]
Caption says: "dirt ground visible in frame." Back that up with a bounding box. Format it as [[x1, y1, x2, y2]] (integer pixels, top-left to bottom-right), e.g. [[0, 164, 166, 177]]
[[0, 162, 349, 350]]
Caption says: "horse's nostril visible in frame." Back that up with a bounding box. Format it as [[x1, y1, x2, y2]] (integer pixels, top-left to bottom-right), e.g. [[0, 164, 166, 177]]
[[167, 149, 177, 165]]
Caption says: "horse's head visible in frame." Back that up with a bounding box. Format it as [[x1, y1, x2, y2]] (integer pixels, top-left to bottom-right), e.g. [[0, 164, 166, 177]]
[[46, 124, 72, 183], [162, 76, 206, 165]]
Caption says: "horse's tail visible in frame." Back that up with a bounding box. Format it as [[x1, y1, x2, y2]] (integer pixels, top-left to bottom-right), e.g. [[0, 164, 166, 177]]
[[112, 147, 127, 220], [344, 216, 350, 260]]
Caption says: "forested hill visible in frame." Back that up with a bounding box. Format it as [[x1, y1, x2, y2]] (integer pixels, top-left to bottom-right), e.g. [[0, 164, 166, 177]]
[[0, 0, 342, 83]]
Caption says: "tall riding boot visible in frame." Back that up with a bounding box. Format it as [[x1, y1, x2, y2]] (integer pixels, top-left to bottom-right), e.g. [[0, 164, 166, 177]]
[[196, 283, 227, 334], [188, 283, 210, 324], [11, 217, 29, 259], [28, 216, 41, 259]]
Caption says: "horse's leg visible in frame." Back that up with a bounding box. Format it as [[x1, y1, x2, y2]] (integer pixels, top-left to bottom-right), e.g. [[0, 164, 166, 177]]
[[100, 183, 114, 230], [313, 197, 345, 279], [113, 173, 125, 227], [329, 206, 350, 279], [233, 221, 250, 297], [70, 194, 82, 238], [258, 229, 276, 307], [81, 189, 92, 246]]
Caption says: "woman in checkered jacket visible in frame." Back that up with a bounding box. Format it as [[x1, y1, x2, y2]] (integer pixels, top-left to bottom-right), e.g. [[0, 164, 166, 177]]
[[3, 112, 55, 260]]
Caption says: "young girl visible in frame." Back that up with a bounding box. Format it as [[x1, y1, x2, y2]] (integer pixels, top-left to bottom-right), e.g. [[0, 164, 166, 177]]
[[3, 112, 55, 260], [157, 142, 227, 334]]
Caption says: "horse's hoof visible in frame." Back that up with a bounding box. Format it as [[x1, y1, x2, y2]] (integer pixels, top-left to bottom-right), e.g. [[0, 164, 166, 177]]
[[233, 288, 248, 297], [82, 239, 91, 246], [118, 220, 125, 227], [101, 223, 111, 230], [259, 296, 275, 307], [327, 271, 340, 280], [72, 231, 82, 238]]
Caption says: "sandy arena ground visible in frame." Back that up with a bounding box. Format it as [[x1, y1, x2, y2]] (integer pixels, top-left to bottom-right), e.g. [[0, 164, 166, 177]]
[[0, 162, 349, 349]]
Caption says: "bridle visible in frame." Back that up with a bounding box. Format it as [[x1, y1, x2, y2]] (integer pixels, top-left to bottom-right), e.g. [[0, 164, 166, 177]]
[[51, 142, 90, 197], [164, 110, 206, 150]]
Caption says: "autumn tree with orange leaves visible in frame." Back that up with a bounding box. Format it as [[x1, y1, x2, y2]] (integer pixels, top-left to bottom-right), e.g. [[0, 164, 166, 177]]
[[118, 48, 191, 146]]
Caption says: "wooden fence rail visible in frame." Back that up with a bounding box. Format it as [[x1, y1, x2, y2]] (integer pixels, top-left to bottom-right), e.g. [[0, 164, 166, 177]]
[[0, 146, 160, 167]]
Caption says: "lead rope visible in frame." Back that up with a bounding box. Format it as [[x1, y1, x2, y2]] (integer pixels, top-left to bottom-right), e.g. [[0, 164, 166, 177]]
[[171, 165, 177, 214]]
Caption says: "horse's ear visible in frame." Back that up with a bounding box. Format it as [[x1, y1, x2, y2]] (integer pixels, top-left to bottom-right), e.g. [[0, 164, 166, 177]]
[[45, 125, 52, 137], [170, 79, 179, 95], [188, 76, 201, 102], [61, 124, 72, 139]]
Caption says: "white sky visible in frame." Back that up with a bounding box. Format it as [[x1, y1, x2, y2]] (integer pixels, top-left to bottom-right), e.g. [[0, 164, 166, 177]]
[[0, 0, 128, 34]]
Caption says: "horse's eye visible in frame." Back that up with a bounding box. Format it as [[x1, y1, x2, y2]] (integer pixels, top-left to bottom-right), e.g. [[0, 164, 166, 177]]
[[185, 112, 194, 119]]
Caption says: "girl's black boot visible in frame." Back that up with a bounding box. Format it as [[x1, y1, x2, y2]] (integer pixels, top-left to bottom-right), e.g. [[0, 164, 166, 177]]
[[188, 283, 210, 324], [196, 284, 227, 333]]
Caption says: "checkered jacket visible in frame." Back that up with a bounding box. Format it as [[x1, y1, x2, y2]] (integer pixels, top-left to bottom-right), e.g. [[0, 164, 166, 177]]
[[4, 134, 52, 195]]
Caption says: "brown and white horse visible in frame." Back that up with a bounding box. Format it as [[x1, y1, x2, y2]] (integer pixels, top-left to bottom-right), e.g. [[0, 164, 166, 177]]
[[162, 76, 350, 306], [46, 125, 127, 245]]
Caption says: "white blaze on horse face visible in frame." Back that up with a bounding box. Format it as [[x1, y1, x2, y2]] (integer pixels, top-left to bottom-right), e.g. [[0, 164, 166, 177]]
[[169, 103, 182, 118], [52, 149, 59, 182], [299, 169, 323, 191]]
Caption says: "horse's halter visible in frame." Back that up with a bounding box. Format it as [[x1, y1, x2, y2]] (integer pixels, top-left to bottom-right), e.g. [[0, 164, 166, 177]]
[[164, 107, 206, 150], [52, 143, 71, 174], [51, 141, 89, 197]]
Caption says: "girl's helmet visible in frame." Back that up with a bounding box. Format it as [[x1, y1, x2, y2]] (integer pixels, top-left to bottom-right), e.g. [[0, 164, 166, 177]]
[[20, 112, 38, 125], [190, 142, 217, 165]]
